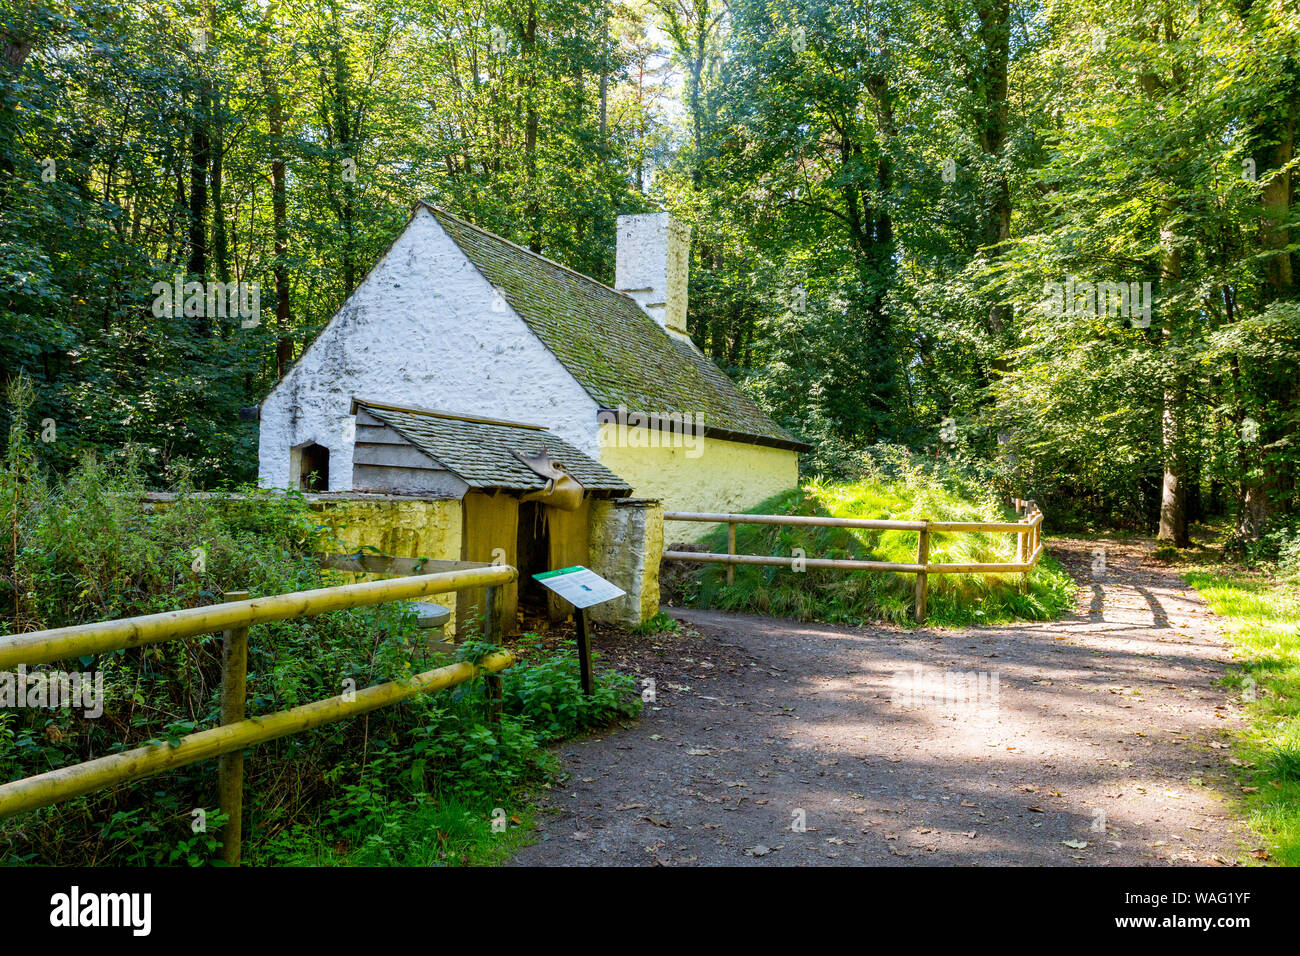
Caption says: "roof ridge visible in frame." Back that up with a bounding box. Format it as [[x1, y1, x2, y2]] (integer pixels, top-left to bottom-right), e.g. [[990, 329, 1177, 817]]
[[352, 397, 547, 431], [417, 201, 632, 300]]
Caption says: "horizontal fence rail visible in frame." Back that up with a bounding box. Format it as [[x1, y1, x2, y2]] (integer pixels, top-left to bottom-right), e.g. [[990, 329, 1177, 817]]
[[0, 565, 512, 671], [0, 563, 519, 864], [663, 551, 926, 573], [0, 652, 514, 821], [663, 502, 1045, 624]]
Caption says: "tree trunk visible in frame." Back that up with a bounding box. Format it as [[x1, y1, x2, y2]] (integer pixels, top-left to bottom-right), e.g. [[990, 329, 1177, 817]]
[[1233, 69, 1295, 540], [205, 3, 228, 285], [257, 13, 293, 375], [187, 84, 210, 281], [1157, 221, 1188, 547], [522, 3, 541, 253], [0, 25, 36, 206]]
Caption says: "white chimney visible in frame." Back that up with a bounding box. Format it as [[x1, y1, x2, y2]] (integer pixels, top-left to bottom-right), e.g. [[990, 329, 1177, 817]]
[[615, 213, 690, 337]]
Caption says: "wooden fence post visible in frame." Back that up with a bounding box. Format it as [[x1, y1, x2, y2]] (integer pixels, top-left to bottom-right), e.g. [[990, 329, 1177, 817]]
[[1029, 502, 1040, 563], [727, 522, 736, 585], [483, 584, 502, 724], [217, 590, 250, 867], [914, 523, 930, 624], [1017, 522, 1028, 593]]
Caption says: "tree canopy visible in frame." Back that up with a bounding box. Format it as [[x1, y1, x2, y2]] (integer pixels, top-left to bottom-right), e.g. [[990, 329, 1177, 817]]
[[1, 0, 1296, 548]]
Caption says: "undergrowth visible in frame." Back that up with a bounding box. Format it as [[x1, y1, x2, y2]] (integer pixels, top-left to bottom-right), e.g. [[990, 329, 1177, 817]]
[[673, 451, 1075, 627], [0, 380, 640, 865]]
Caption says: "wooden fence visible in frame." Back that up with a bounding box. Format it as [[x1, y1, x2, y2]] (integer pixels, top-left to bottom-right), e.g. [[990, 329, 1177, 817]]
[[0, 563, 516, 864], [662, 500, 1045, 623]]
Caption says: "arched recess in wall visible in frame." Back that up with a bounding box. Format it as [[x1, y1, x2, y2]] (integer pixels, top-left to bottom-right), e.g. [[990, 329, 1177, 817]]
[[290, 441, 330, 491]]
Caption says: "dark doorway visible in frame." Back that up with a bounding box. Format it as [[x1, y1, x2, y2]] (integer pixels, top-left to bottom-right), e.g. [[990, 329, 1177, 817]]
[[515, 502, 551, 618], [296, 442, 330, 491]]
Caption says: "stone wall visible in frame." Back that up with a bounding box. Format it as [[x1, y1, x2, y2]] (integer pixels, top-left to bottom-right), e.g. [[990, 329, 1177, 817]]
[[587, 498, 664, 626], [307, 493, 464, 629], [143, 491, 663, 632]]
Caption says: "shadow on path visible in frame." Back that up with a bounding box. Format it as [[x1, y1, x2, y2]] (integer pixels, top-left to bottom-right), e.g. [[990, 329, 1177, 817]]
[[508, 537, 1248, 866]]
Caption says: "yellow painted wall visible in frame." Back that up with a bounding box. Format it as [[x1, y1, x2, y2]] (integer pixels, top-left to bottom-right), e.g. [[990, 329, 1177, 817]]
[[311, 497, 464, 630], [598, 426, 799, 543]]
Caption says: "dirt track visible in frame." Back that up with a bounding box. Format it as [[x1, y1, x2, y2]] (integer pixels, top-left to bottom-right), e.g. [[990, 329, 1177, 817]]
[[508, 539, 1252, 866]]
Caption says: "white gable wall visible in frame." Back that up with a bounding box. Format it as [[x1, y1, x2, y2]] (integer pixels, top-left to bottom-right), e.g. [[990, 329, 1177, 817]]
[[258, 206, 601, 490]]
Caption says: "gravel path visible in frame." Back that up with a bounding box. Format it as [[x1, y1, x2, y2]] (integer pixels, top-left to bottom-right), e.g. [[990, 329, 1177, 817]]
[[508, 538, 1252, 866]]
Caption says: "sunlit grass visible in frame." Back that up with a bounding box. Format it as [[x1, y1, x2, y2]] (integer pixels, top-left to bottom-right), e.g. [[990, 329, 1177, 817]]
[[681, 478, 1076, 627], [1184, 565, 1300, 866]]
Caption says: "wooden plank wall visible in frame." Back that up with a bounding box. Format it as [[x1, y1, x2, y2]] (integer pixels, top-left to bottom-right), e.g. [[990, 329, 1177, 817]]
[[459, 491, 520, 637], [545, 500, 591, 621]]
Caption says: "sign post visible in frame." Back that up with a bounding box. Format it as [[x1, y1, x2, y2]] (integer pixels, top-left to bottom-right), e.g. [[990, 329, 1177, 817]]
[[533, 566, 625, 695]]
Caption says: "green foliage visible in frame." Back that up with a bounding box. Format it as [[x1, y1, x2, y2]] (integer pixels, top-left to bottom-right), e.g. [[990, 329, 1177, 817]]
[[632, 611, 680, 634], [0, 0, 659, 486], [250, 652, 639, 866], [655, 0, 1299, 541], [1183, 565, 1300, 865], [0, 439, 639, 865], [500, 639, 641, 743], [678, 450, 1075, 627], [3, 0, 1296, 545]]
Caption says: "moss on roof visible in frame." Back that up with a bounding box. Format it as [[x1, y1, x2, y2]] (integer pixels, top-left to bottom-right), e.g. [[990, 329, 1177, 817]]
[[423, 203, 807, 451], [357, 401, 632, 495]]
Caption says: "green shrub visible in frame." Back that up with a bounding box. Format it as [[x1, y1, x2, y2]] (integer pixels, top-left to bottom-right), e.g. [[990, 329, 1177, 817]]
[[499, 640, 641, 743], [0, 393, 640, 865], [632, 611, 680, 635]]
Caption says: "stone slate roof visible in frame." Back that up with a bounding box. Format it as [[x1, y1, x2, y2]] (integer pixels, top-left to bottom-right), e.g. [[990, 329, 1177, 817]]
[[352, 400, 632, 496], [422, 203, 809, 452]]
